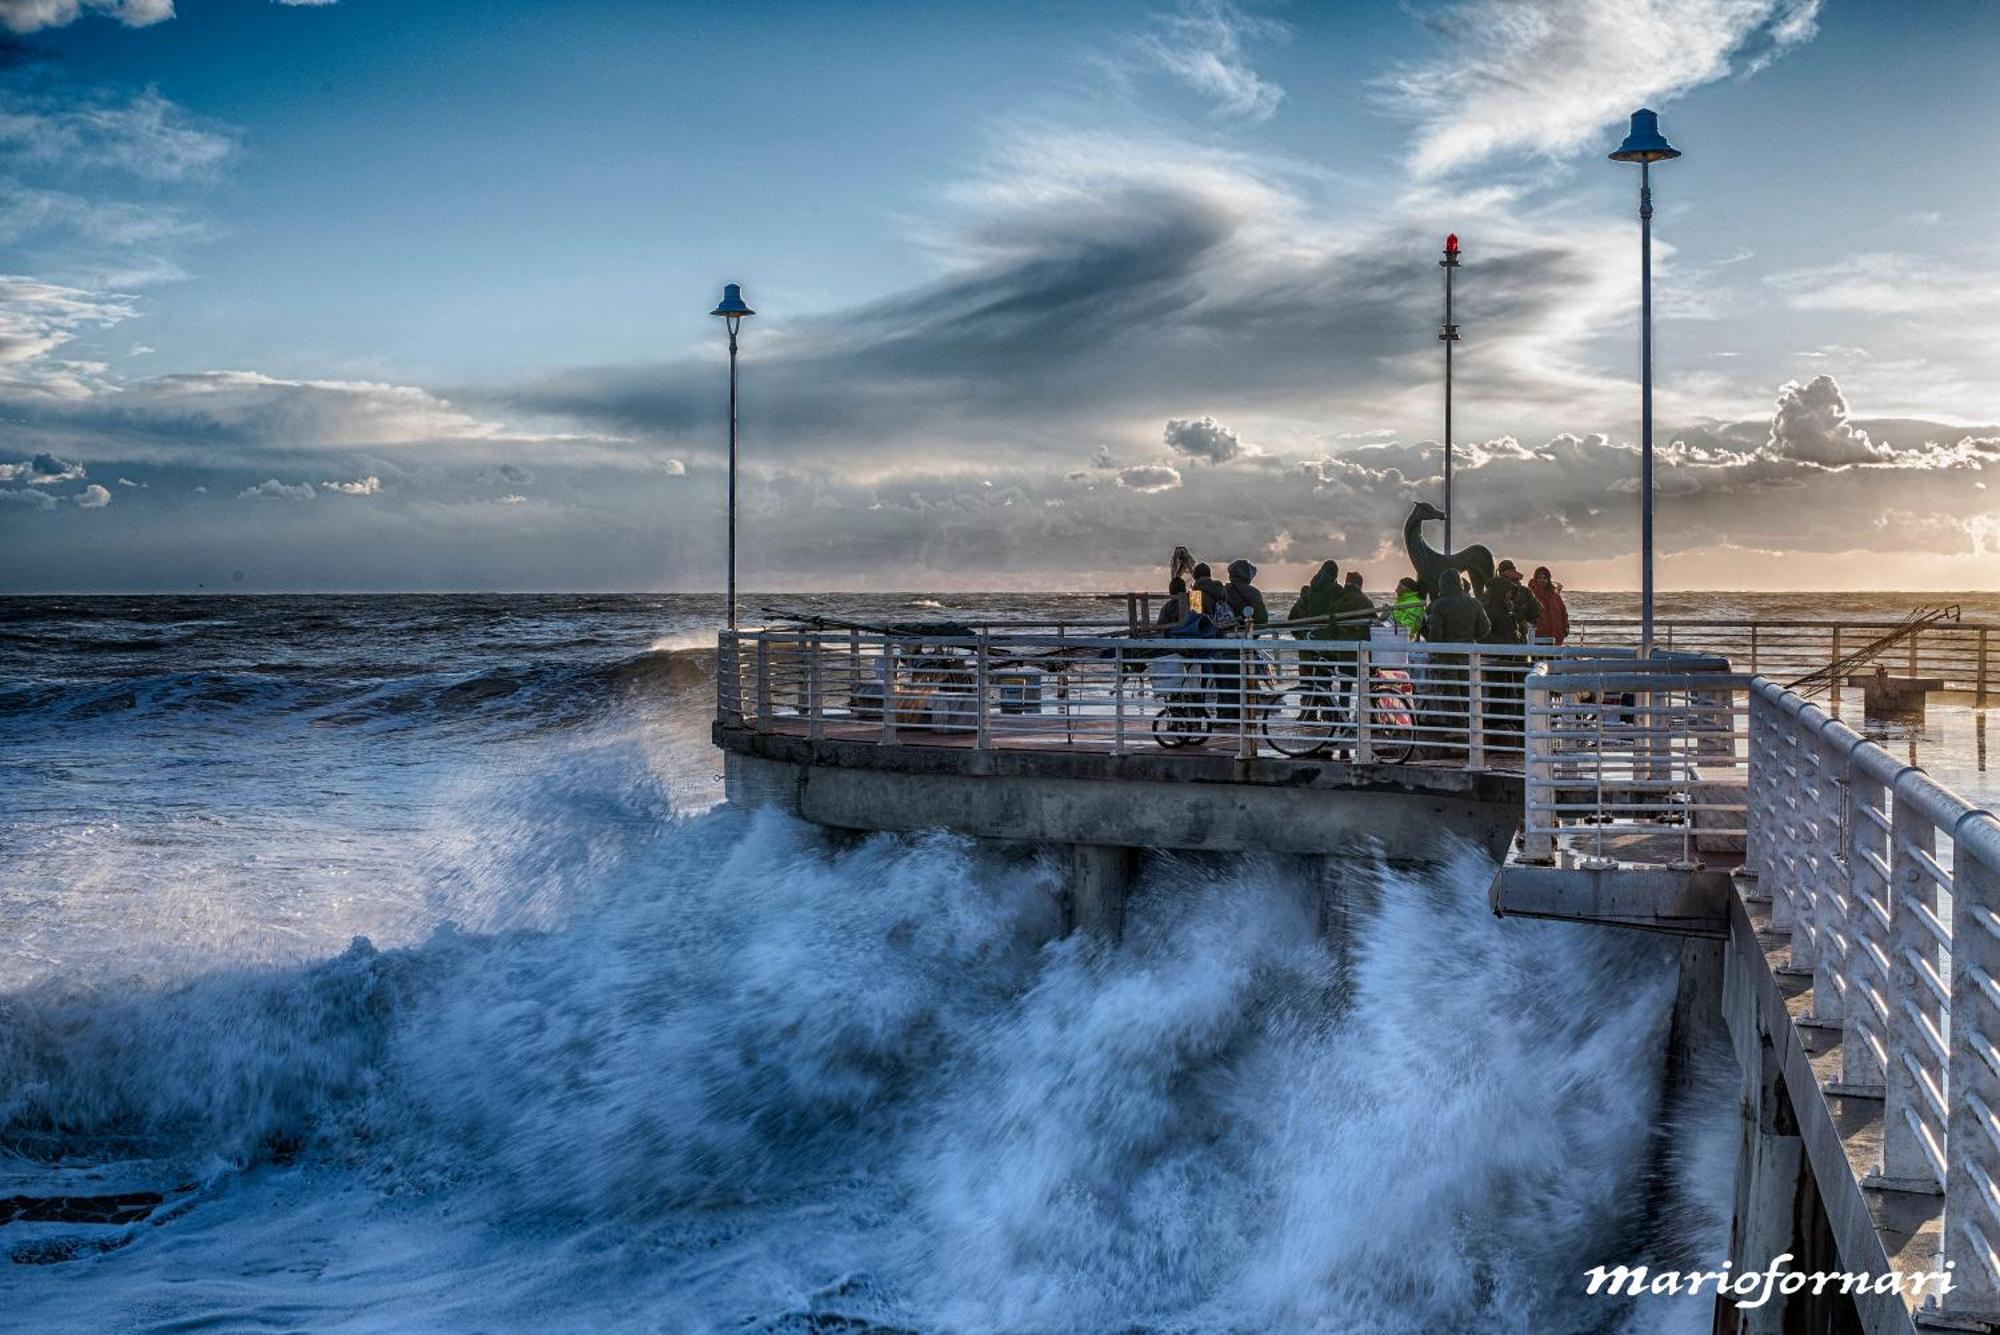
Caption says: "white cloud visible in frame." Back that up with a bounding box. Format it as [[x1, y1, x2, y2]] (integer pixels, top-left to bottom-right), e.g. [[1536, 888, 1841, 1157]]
[[116, 475, 143, 487], [1763, 374, 1888, 469], [0, 0, 172, 34], [1382, 0, 1820, 177], [72, 482, 110, 508], [1773, 252, 2000, 317], [320, 475, 381, 495], [238, 478, 317, 501], [1115, 462, 1182, 493], [496, 493, 527, 505], [0, 486, 56, 508], [1135, 0, 1287, 123], [661, 458, 686, 475], [0, 277, 135, 395], [0, 89, 234, 183]]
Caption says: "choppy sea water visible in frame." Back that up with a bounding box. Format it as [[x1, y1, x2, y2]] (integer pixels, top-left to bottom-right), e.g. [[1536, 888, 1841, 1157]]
[[0, 591, 1988, 1332]]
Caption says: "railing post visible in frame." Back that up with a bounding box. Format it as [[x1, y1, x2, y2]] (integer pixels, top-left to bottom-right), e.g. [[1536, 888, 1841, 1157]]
[[1840, 744, 1889, 1094], [1979, 627, 1990, 709], [974, 629, 990, 750], [881, 639, 898, 745], [1804, 720, 1846, 1026], [1830, 625, 1843, 716], [755, 636, 771, 722], [1237, 637, 1254, 760], [1112, 644, 1125, 756], [1354, 643, 1374, 765], [1879, 769, 1946, 1192], [1943, 816, 2000, 1315], [807, 634, 824, 740], [1749, 623, 1760, 675], [1522, 668, 1554, 862], [1466, 650, 1484, 770]]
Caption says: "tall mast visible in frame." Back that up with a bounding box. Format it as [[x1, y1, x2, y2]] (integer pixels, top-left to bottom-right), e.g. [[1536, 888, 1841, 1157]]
[[1439, 233, 1461, 552]]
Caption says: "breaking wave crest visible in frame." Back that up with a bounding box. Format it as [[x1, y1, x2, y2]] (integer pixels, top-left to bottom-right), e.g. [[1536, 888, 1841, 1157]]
[[0, 779, 1726, 1332]]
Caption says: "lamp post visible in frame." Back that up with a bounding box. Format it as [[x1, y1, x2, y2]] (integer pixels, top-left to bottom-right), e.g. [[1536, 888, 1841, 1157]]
[[1609, 109, 1678, 659], [1439, 233, 1461, 552], [710, 282, 754, 631]]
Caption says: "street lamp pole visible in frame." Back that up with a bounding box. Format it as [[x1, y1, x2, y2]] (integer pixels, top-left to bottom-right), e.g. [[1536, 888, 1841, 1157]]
[[1439, 233, 1461, 552], [1610, 110, 1679, 659], [710, 283, 755, 631]]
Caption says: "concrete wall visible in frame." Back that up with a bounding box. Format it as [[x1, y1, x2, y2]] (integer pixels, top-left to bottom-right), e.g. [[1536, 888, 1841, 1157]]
[[717, 730, 1521, 861]]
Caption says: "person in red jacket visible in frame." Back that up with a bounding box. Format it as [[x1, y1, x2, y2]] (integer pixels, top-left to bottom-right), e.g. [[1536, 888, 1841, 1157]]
[[1530, 566, 1569, 645]]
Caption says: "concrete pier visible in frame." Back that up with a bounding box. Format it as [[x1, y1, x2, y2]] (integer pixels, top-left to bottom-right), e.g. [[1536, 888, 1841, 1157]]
[[1067, 843, 1134, 940]]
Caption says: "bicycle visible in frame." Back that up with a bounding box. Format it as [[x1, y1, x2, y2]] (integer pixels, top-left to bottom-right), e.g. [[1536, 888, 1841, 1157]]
[[1262, 663, 1417, 763]]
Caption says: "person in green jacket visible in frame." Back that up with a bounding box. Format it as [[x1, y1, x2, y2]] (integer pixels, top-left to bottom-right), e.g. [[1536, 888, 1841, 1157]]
[[1390, 577, 1425, 639]]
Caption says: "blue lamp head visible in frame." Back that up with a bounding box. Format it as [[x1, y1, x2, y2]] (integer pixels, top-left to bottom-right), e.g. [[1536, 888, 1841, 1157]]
[[1609, 109, 1680, 164], [710, 283, 755, 319]]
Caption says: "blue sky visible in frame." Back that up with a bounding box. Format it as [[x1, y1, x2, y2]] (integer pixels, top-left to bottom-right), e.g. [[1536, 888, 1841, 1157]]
[[2, 0, 1997, 591]]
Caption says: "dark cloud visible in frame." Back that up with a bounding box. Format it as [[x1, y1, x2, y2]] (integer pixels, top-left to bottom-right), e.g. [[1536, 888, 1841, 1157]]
[[1163, 414, 1245, 464]]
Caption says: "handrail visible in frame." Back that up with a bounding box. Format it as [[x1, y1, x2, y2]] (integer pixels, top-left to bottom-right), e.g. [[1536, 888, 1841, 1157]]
[[717, 625, 1573, 774]]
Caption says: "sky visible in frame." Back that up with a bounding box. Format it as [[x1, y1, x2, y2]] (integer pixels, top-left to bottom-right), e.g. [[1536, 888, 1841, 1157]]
[[1, 0, 1997, 593]]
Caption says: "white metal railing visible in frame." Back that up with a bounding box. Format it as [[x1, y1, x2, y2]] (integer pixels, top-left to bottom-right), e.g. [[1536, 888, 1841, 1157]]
[[1743, 678, 2000, 1320], [1520, 661, 2000, 1318], [1573, 616, 1996, 703], [1519, 657, 1753, 868], [717, 626, 1597, 771]]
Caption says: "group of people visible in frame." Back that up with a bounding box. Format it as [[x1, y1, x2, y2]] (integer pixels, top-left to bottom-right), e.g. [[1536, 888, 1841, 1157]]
[[1154, 554, 1570, 648], [1149, 550, 1573, 746]]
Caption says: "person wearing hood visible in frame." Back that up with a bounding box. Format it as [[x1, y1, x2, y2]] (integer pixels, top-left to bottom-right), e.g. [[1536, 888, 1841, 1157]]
[[1222, 559, 1269, 628], [1209, 559, 1267, 722], [1478, 560, 1543, 646], [1477, 560, 1542, 743], [1288, 560, 1341, 631], [1530, 566, 1569, 645], [1190, 563, 1230, 620], [1421, 568, 1489, 755], [1390, 577, 1425, 639]]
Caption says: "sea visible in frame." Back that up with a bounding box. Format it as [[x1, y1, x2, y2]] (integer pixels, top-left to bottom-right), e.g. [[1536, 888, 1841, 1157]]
[[1, 590, 1994, 1334]]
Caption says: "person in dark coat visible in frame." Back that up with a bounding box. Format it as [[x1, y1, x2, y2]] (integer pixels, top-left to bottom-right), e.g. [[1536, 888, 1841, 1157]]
[[1190, 562, 1230, 620], [1157, 576, 1191, 629], [1222, 559, 1269, 628], [1477, 560, 1542, 742], [1530, 566, 1569, 645], [1212, 559, 1268, 721], [1478, 561, 1543, 645], [1421, 569, 1488, 755]]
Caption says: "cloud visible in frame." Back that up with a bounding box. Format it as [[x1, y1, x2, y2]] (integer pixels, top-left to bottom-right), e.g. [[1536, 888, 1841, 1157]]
[[0, 485, 55, 508], [0, 276, 135, 394], [495, 493, 527, 505], [1115, 462, 1181, 492], [660, 458, 686, 475], [1763, 374, 1888, 469], [320, 475, 381, 495], [1163, 414, 1248, 463], [1772, 252, 2000, 318], [116, 475, 143, 486], [0, 88, 234, 183], [1382, 0, 1820, 177], [72, 481, 109, 507], [238, 478, 317, 501], [0, 449, 84, 483], [1134, 0, 1286, 123], [0, 0, 172, 34]]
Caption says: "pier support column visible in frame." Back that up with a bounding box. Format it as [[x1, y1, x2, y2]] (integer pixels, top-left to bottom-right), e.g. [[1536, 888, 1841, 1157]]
[[1067, 843, 1134, 941], [1721, 1031, 1806, 1335], [1318, 856, 1382, 1004], [1667, 937, 1726, 1096]]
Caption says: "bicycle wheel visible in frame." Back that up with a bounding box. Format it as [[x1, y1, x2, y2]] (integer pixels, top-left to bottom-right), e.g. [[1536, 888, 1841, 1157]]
[[1262, 680, 1342, 757], [1369, 694, 1417, 764], [1153, 705, 1209, 748]]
